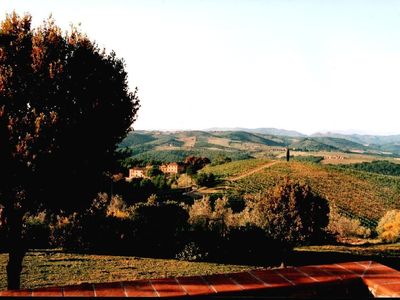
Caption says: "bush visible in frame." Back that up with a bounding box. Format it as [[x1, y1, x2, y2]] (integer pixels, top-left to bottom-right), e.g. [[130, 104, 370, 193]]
[[50, 194, 135, 253], [377, 210, 400, 243], [151, 175, 170, 190], [210, 156, 232, 166], [175, 242, 209, 261], [327, 207, 371, 239], [248, 179, 330, 247], [23, 211, 51, 248], [130, 201, 189, 257], [195, 173, 216, 187], [106, 195, 131, 219]]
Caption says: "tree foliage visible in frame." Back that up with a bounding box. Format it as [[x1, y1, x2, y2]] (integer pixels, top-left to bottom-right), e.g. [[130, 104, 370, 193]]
[[377, 210, 400, 243], [255, 179, 329, 246], [195, 173, 216, 187], [0, 12, 139, 289], [184, 156, 210, 174]]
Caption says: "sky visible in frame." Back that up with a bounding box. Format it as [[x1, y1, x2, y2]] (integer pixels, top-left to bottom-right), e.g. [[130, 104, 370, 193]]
[[2, 0, 400, 135]]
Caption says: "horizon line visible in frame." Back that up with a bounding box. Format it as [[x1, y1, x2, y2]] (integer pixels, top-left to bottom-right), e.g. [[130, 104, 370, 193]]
[[132, 127, 400, 137]]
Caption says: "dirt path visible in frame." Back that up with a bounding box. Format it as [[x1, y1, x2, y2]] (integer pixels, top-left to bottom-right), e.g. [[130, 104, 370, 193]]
[[229, 161, 280, 182]]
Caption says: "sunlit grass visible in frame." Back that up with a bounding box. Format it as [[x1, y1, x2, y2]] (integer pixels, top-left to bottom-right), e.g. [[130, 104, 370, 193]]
[[0, 249, 259, 290]]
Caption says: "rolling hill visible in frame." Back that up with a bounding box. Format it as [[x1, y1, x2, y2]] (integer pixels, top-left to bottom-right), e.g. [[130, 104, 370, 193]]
[[289, 138, 340, 152], [206, 127, 306, 137], [119, 129, 400, 162]]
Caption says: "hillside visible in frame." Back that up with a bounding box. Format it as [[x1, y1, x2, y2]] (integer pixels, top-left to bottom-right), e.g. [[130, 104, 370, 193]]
[[119, 130, 400, 163], [119, 130, 288, 162], [311, 132, 400, 147], [206, 127, 306, 137], [312, 137, 368, 152], [204, 159, 400, 227], [289, 138, 339, 152], [217, 131, 285, 146]]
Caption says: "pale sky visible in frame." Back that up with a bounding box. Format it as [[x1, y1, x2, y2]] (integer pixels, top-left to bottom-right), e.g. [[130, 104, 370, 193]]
[[2, 0, 400, 135]]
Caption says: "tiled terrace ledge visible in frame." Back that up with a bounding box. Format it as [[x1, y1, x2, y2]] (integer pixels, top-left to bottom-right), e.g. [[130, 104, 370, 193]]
[[1, 261, 399, 297]]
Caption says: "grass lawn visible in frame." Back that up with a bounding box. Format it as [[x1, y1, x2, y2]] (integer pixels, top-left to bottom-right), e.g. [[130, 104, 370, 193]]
[[0, 249, 260, 290]]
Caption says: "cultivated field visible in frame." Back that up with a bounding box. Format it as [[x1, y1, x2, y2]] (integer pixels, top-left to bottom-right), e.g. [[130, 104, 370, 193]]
[[201, 158, 271, 178], [204, 159, 400, 226]]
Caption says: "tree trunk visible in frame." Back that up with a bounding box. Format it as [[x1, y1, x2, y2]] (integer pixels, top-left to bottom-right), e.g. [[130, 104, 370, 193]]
[[5, 208, 26, 290]]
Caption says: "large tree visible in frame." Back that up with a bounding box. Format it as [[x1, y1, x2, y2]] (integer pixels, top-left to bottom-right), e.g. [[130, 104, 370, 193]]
[[0, 13, 140, 289]]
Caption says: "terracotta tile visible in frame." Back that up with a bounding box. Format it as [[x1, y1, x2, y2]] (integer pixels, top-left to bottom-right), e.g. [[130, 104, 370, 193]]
[[32, 286, 63, 297], [249, 269, 293, 288], [314, 264, 356, 280], [176, 276, 215, 296], [296, 266, 341, 283], [363, 273, 400, 281], [63, 283, 95, 297], [202, 274, 242, 293], [275, 267, 318, 285], [150, 278, 187, 297], [335, 262, 368, 276], [94, 282, 126, 297], [227, 271, 268, 291], [123, 280, 157, 297], [0, 289, 32, 296], [363, 277, 400, 290], [363, 263, 400, 277], [373, 282, 400, 297]]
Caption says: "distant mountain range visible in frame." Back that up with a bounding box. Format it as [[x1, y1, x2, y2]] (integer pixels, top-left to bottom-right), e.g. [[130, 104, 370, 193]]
[[205, 127, 306, 137], [205, 127, 400, 146], [310, 132, 400, 146], [119, 128, 400, 162]]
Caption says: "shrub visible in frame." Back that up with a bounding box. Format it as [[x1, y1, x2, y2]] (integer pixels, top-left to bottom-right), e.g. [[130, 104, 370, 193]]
[[175, 242, 209, 261], [106, 195, 131, 219], [187, 197, 231, 259], [188, 196, 233, 233], [195, 173, 216, 187], [130, 201, 189, 257], [175, 174, 195, 188], [377, 210, 400, 243], [50, 194, 135, 252], [151, 175, 170, 190], [248, 179, 330, 247], [23, 211, 51, 248], [327, 206, 371, 239], [50, 213, 88, 250]]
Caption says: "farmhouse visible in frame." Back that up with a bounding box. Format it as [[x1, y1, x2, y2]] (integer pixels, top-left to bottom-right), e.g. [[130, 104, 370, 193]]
[[126, 167, 147, 180], [159, 162, 184, 174]]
